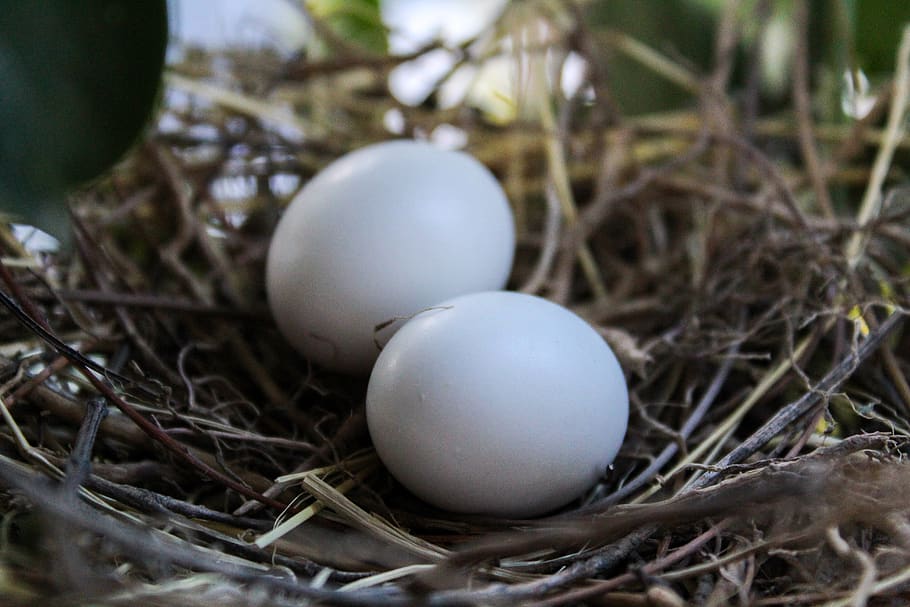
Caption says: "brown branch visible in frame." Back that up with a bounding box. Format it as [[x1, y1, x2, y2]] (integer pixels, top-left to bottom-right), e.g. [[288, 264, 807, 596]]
[[570, 330, 740, 514], [692, 310, 904, 489], [10, 372, 279, 494], [0, 259, 288, 512], [0, 456, 401, 606]]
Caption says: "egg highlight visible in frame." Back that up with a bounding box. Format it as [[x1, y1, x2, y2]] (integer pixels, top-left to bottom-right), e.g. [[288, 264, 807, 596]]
[[366, 291, 629, 518], [266, 140, 515, 374]]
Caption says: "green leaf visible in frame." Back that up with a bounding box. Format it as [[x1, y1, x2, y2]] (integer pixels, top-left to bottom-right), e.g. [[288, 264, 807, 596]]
[[0, 0, 168, 241], [307, 0, 388, 54], [854, 0, 910, 75]]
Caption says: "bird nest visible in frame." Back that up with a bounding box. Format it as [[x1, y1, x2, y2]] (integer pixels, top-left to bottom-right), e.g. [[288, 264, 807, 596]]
[[2, 4, 910, 606]]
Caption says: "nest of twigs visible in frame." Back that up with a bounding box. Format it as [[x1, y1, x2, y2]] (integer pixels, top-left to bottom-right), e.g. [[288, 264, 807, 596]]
[[2, 3, 910, 606]]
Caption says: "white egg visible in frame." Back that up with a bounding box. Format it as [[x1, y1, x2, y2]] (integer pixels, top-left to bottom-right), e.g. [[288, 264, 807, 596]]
[[266, 140, 515, 375], [366, 291, 629, 518]]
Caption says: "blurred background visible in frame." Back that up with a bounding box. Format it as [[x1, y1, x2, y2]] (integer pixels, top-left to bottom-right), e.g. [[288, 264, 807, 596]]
[[5, 0, 909, 246]]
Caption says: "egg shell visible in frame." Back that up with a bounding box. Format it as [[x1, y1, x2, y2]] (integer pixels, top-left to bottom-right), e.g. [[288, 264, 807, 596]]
[[366, 291, 629, 518], [266, 140, 515, 375]]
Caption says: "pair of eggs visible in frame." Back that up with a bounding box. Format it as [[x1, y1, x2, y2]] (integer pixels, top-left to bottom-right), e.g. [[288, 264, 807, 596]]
[[266, 140, 628, 518]]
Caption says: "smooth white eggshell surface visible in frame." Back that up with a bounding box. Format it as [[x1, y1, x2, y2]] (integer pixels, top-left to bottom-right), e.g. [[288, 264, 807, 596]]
[[366, 291, 629, 518], [266, 140, 515, 375]]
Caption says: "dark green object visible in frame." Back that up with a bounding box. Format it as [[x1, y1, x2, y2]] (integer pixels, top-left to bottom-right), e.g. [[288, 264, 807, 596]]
[[854, 1, 910, 74], [584, 0, 716, 115], [0, 1, 168, 240]]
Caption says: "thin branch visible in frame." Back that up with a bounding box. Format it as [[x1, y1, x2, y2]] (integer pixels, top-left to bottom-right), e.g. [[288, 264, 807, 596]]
[[571, 327, 740, 513], [846, 25, 910, 266], [0, 260, 289, 512], [692, 311, 903, 489], [62, 396, 108, 494], [0, 456, 405, 607]]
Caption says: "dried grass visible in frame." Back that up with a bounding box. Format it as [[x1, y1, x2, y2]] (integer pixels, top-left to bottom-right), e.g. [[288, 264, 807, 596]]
[[1, 2, 910, 605]]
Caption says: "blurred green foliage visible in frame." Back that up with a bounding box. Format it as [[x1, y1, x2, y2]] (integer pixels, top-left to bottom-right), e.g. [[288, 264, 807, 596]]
[[0, 0, 168, 243], [584, 0, 910, 115], [308, 0, 388, 54], [584, 0, 718, 114], [853, 1, 910, 73]]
